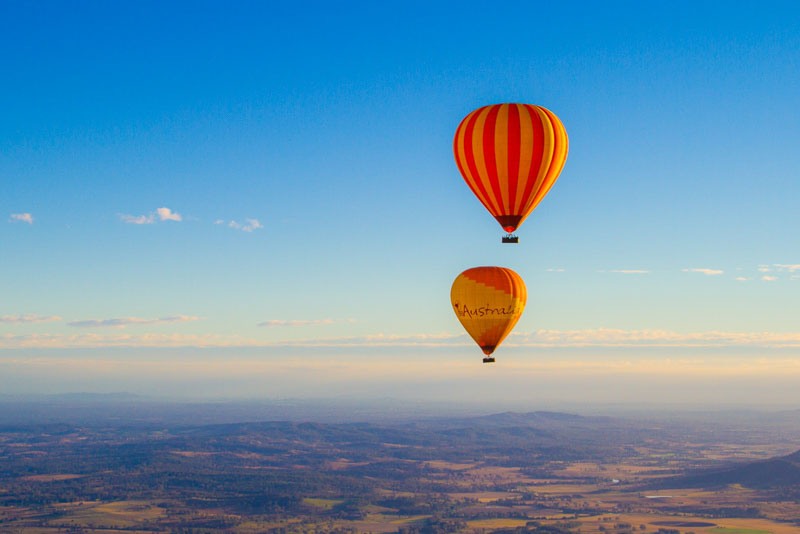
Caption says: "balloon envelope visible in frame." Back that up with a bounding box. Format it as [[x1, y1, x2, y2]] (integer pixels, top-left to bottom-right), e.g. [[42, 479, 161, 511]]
[[453, 103, 568, 233], [451, 266, 527, 356]]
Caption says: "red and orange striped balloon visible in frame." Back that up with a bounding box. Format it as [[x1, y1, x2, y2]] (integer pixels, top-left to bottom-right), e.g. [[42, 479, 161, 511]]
[[453, 103, 568, 233]]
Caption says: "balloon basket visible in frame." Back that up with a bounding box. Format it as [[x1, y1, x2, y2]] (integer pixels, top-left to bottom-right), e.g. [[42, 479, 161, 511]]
[[502, 234, 518, 244], [482, 357, 496, 363]]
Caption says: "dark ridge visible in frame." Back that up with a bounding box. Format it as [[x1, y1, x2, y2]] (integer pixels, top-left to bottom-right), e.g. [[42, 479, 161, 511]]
[[650, 449, 800, 489]]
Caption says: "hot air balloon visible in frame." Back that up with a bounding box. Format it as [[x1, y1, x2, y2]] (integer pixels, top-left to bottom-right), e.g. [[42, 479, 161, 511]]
[[451, 266, 527, 363], [453, 104, 568, 243]]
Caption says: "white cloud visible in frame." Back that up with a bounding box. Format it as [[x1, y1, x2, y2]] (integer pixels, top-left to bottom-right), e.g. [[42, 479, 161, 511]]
[[546, 268, 565, 272], [9, 213, 34, 224], [611, 269, 650, 274], [735, 277, 749, 282], [67, 315, 200, 329], [214, 219, 224, 225], [119, 213, 155, 224], [156, 207, 182, 222], [0, 314, 61, 324], [225, 218, 263, 232], [762, 275, 777, 281], [0, 332, 240, 349], [757, 265, 771, 272], [119, 206, 182, 225], [682, 268, 724, 276], [774, 264, 800, 272], [258, 318, 356, 328]]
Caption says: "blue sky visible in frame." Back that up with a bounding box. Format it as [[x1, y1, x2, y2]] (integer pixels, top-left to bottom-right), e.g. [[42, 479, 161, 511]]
[[2, 2, 800, 403]]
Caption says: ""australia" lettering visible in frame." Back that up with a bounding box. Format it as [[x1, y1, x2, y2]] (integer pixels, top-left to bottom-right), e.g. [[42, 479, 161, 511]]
[[452, 302, 519, 318]]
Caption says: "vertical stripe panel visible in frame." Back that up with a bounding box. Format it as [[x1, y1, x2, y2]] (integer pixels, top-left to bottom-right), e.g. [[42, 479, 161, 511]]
[[470, 107, 502, 215], [493, 104, 510, 214], [506, 104, 521, 215], [524, 107, 567, 215], [517, 105, 548, 216], [454, 110, 493, 213], [462, 109, 499, 215], [519, 106, 555, 219], [481, 105, 505, 215], [514, 104, 534, 214]]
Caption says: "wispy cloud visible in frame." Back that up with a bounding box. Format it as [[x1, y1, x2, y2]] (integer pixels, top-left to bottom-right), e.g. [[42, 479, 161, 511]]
[[749, 265, 800, 281], [611, 269, 650, 274], [546, 268, 565, 272], [221, 218, 263, 232], [119, 207, 182, 225], [682, 268, 724, 276], [119, 213, 155, 224], [269, 329, 800, 350], [5, 327, 800, 350], [258, 318, 356, 328], [510, 328, 800, 348], [0, 332, 239, 349], [9, 213, 34, 224], [735, 277, 749, 282], [0, 314, 61, 324], [67, 315, 199, 329]]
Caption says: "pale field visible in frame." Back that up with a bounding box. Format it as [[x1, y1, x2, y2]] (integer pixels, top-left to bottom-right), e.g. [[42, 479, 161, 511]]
[[467, 517, 532, 529], [614, 486, 799, 523], [551, 461, 676, 479], [424, 460, 476, 470], [327, 459, 372, 469], [448, 491, 519, 502], [758, 501, 800, 522], [708, 528, 770, 534], [236, 510, 434, 532], [45, 500, 167, 529], [520, 483, 602, 494], [375, 488, 416, 498], [568, 513, 800, 534], [463, 465, 532, 482], [170, 450, 215, 457], [21, 474, 84, 482], [53, 500, 102, 509], [235, 517, 305, 533], [170, 449, 285, 463], [302, 497, 343, 509]]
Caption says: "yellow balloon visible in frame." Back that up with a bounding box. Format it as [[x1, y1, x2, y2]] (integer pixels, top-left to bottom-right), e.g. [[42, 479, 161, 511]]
[[451, 266, 527, 359]]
